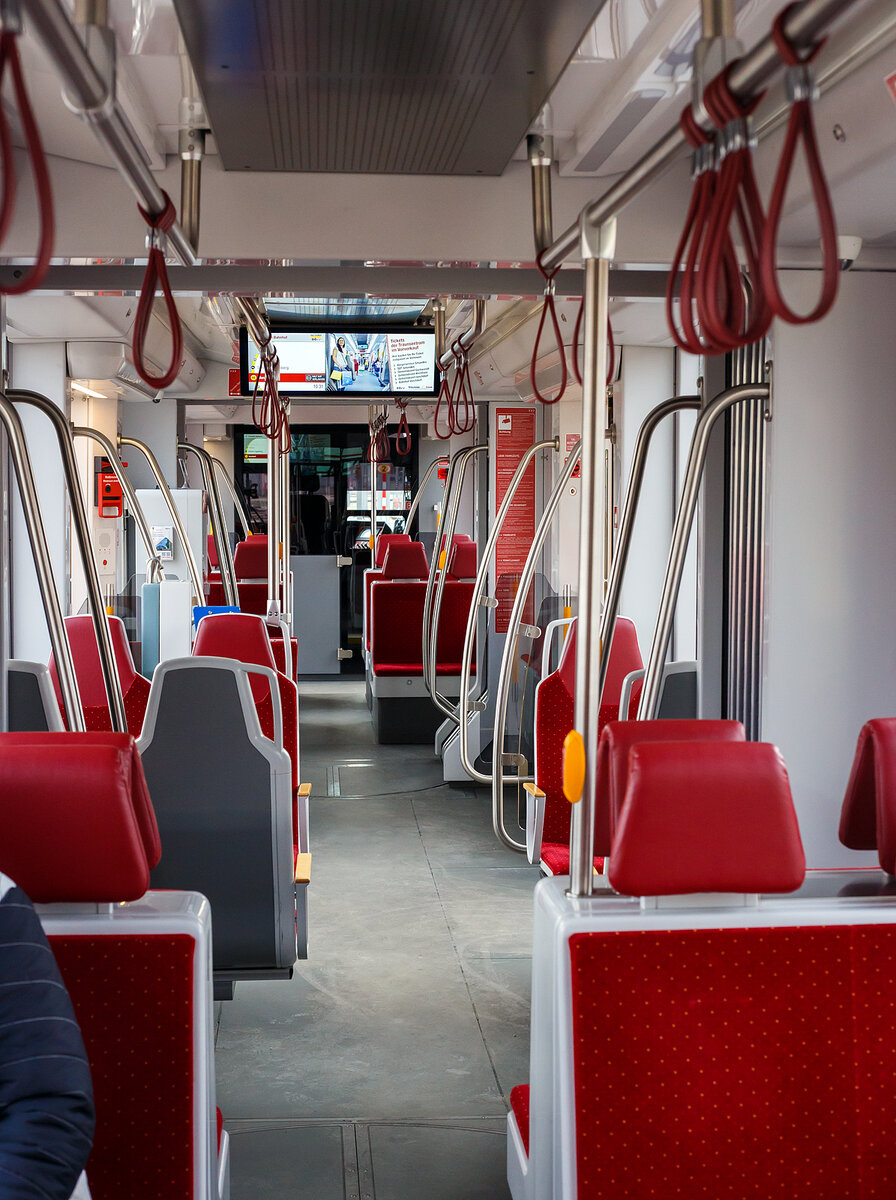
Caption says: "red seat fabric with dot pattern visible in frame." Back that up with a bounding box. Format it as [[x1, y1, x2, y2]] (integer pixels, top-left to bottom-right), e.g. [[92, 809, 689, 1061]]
[[48, 615, 151, 735], [509, 1084, 530, 1156], [375, 533, 411, 568], [568, 923, 896, 1199], [233, 535, 267, 579]]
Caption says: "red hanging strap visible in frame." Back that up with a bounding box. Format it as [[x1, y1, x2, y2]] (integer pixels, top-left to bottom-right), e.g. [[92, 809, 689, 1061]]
[[572, 298, 615, 387], [0, 30, 54, 295], [453, 352, 476, 433], [433, 371, 454, 440], [760, 3, 838, 325], [530, 252, 568, 405], [132, 190, 183, 390], [394, 401, 412, 455], [698, 64, 771, 352]]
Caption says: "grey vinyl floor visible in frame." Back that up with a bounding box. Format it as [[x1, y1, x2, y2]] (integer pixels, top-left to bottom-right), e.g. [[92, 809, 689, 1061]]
[[216, 679, 540, 1199]]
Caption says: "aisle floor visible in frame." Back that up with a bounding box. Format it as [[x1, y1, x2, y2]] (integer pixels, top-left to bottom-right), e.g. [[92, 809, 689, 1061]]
[[216, 679, 539, 1200]]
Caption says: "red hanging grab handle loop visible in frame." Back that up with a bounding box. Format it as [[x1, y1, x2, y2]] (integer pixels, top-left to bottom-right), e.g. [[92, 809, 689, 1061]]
[[394, 400, 412, 456], [453, 351, 476, 433], [760, 3, 838, 325], [531, 251, 568, 405], [132, 190, 184, 390], [572, 299, 615, 387], [698, 65, 771, 352], [433, 372, 454, 440], [0, 30, 54, 295]]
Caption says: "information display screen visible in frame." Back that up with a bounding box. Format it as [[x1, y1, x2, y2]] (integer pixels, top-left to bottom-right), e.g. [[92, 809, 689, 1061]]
[[241, 328, 438, 398]]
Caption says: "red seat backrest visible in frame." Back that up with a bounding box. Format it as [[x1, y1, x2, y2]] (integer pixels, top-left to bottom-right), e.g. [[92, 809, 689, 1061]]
[[609, 740, 805, 896], [434, 580, 475, 671], [48, 615, 151, 735], [371, 582, 426, 671], [375, 533, 411, 567], [233, 535, 268, 579], [381, 541, 430, 580], [446, 541, 477, 580], [207, 533, 220, 570], [0, 731, 159, 900], [840, 718, 896, 872], [594, 718, 745, 856]]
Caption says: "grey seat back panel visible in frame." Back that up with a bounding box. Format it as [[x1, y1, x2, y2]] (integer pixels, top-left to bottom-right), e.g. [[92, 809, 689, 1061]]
[[6, 662, 64, 732], [141, 664, 285, 971]]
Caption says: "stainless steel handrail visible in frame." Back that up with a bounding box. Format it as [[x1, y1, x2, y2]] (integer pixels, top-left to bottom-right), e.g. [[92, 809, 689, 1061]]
[[637, 383, 771, 721], [420, 445, 472, 693], [212, 456, 251, 540], [459, 437, 559, 783], [538, 0, 855, 273], [425, 444, 487, 716], [73, 426, 165, 584], [405, 455, 449, 535], [596, 395, 702, 708], [0, 393, 84, 731], [491, 440, 582, 853], [438, 300, 486, 372], [178, 442, 239, 608], [119, 435, 204, 603], [10, 390, 126, 733]]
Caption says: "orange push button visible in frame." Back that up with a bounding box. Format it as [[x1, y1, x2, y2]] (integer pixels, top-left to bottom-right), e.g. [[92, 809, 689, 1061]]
[[563, 729, 586, 805]]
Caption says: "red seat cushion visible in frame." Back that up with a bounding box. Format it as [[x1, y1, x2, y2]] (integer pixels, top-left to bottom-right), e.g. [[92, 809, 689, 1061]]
[[569, 924, 896, 1199], [49, 615, 151, 736], [840, 718, 896, 872], [52, 934, 196, 1200], [609, 741, 805, 896], [509, 1084, 530, 1156], [539, 844, 604, 878], [370, 580, 475, 677]]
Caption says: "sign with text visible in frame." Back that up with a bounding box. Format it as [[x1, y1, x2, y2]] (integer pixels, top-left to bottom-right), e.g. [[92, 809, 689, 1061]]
[[494, 407, 537, 633]]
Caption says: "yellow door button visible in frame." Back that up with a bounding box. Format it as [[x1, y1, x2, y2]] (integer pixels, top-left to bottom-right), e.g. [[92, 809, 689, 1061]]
[[563, 730, 586, 805]]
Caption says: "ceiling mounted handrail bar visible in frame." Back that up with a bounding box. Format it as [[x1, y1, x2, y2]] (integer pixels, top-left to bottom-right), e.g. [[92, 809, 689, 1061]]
[[425, 444, 488, 717], [118, 435, 204, 604], [73, 426, 165, 585], [405, 455, 448, 535], [637, 382, 770, 721], [21, 0, 272, 362], [178, 442, 239, 609], [459, 437, 559, 784], [0, 392, 84, 731], [437, 300, 487, 372], [420, 445, 472, 695], [491, 440, 582, 853], [9, 389, 126, 732], [211, 456, 251, 540], [595, 395, 702, 710], [538, 0, 855, 274]]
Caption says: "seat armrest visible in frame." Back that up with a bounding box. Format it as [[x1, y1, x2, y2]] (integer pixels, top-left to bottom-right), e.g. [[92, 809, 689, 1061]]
[[294, 853, 312, 885], [524, 781, 546, 866], [618, 668, 645, 721]]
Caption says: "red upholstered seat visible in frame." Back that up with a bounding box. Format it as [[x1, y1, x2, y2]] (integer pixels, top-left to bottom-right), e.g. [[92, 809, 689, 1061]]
[[233, 535, 268, 579], [0, 732, 159, 901], [375, 533, 411, 567], [609, 740, 805, 896], [532, 619, 642, 869], [270, 635, 298, 680], [48, 615, 152, 735], [370, 578, 475, 677], [206, 533, 220, 570], [540, 844, 604, 878], [509, 1085, 530, 1156], [446, 541, 477, 580], [381, 541, 429, 580], [193, 612, 299, 796], [594, 718, 745, 857], [840, 718, 896, 873]]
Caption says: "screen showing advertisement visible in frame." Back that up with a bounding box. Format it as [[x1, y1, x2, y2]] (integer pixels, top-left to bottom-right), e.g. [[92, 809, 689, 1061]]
[[244, 328, 437, 397]]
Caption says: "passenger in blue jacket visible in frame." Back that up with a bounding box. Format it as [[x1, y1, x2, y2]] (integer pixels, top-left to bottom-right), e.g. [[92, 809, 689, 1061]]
[[0, 874, 94, 1199]]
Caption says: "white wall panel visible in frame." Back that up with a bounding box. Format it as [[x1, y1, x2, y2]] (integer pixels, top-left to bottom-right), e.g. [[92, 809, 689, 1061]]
[[762, 271, 896, 868]]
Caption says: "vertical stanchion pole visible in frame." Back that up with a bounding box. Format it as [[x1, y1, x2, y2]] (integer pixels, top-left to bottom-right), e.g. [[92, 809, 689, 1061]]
[[368, 405, 378, 565], [568, 218, 616, 899], [280, 405, 292, 627], [267, 430, 280, 621]]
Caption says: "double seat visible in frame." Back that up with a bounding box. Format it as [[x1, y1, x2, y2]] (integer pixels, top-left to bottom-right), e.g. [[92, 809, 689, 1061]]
[[206, 536, 296, 678], [0, 731, 229, 1200], [368, 540, 476, 743], [509, 720, 896, 1200]]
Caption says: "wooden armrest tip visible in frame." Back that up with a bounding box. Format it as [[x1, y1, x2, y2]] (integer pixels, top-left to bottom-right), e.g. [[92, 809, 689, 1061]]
[[295, 852, 312, 884], [298, 783, 312, 796], [523, 782, 545, 798]]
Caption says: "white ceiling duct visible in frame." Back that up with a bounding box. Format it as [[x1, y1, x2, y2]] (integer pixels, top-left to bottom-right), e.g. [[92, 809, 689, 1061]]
[[66, 329, 204, 400]]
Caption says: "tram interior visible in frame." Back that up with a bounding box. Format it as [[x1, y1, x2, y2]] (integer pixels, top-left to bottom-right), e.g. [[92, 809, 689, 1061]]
[[1, 0, 896, 1197]]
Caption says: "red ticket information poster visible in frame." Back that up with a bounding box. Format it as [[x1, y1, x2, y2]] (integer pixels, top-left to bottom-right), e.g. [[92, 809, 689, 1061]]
[[494, 407, 537, 633]]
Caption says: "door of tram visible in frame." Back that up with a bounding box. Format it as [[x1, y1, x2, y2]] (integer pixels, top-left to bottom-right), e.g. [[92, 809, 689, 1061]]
[[237, 425, 417, 674]]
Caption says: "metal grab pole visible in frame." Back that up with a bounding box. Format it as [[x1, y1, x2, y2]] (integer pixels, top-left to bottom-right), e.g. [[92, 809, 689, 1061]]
[[637, 382, 770, 721], [73, 427, 165, 584], [459, 438, 559, 783], [491, 441, 582, 853], [537, 0, 856, 274], [438, 300, 486, 372], [178, 442, 238, 608], [279, 416, 291, 627], [266, 433, 281, 619], [0, 394, 84, 731], [595, 396, 702, 707], [212, 456, 251, 540], [9, 390, 127, 733], [427, 444, 487, 716], [119, 436, 204, 604], [421, 445, 470, 692], [405, 455, 448, 536], [568, 221, 615, 898]]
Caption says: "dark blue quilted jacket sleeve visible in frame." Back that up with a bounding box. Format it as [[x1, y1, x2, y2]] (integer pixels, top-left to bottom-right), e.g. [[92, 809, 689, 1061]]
[[0, 879, 95, 1200]]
